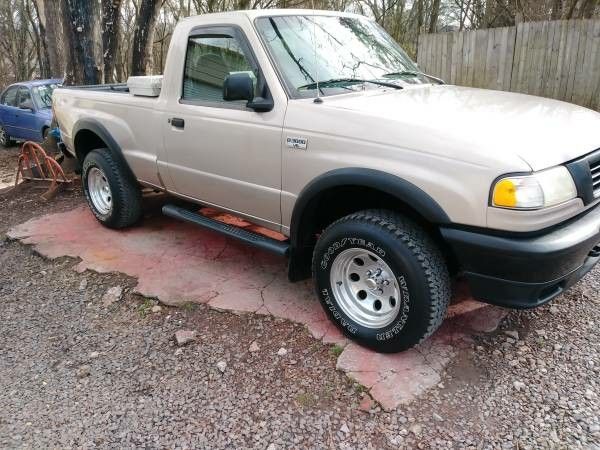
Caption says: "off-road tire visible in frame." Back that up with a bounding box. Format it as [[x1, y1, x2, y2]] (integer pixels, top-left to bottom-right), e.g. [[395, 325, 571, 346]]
[[0, 125, 14, 148], [312, 209, 450, 353], [82, 148, 142, 228]]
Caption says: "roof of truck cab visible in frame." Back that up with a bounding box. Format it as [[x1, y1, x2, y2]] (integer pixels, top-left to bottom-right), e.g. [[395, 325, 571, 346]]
[[180, 9, 366, 23]]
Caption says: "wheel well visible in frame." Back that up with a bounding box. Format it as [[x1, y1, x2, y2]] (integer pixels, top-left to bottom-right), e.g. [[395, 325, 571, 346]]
[[289, 185, 458, 281], [74, 129, 107, 163]]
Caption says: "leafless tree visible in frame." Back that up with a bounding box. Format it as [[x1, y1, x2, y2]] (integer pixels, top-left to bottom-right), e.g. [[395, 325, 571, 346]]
[[131, 0, 163, 76], [34, 0, 66, 77], [0, 0, 38, 84], [102, 0, 123, 83]]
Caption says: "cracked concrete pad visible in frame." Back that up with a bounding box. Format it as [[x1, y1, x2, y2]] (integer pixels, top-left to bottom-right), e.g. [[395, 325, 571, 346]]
[[7, 206, 508, 410]]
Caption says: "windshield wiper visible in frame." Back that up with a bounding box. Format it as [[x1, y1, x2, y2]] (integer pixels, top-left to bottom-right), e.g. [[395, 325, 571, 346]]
[[297, 78, 403, 91], [382, 70, 422, 78], [384, 71, 445, 84]]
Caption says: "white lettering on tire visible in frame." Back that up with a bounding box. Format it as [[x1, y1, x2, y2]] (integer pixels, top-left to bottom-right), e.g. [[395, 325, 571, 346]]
[[322, 288, 358, 335], [320, 238, 385, 270], [319, 237, 411, 341], [376, 276, 410, 341]]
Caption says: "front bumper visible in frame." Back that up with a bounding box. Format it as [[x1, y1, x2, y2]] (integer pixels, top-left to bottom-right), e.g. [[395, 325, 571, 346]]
[[441, 204, 600, 308]]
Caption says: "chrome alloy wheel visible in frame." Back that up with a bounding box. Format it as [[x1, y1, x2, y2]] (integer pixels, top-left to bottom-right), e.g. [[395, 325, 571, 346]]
[[329, 248, 401, 329], [87, 167, 113, 215]]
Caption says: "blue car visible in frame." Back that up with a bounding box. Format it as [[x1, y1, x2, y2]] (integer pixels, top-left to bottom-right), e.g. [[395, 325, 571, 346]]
[[0, 78, 62, 147]]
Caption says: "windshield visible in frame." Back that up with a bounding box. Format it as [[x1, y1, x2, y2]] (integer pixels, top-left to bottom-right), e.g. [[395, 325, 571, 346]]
[[32, 83, 59, 108], [255, 15, 429, 98]]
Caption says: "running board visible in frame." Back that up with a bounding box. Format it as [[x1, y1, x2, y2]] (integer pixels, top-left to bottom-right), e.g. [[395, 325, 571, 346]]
[[162, 204, 290, 257]]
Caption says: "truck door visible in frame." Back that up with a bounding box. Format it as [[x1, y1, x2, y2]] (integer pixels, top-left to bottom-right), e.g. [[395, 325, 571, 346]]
[[162, 25, 284, 229]]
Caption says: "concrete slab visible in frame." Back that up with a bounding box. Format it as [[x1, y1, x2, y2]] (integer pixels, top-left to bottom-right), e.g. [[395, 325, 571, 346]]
[[7, 206, 508, 410]]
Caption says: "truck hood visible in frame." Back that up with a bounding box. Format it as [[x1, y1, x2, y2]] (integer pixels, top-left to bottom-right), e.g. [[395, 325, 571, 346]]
[[321, 85, 600, 171]]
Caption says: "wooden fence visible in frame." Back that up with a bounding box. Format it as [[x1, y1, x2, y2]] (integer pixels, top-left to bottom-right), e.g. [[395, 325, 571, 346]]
[[417, 19, 600, 111]]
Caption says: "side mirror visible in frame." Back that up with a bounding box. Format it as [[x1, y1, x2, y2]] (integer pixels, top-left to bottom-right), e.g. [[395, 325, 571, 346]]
[[223, 73, 254, 102], [222, 72, 274, 112], [19, 100, 34, 111]]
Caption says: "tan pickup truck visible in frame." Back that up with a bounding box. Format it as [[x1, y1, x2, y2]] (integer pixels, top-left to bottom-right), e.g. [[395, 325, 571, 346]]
[[53, 9, 600, 353]]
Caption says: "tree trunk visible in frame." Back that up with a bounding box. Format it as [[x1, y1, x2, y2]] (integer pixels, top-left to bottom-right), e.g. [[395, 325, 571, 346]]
[[563, 0, 580, 18], [102, 0, 122, 83], [57, 0, 75, 84], [482, 0, 495, 28], [416, 0, 424, 32], [131, 0, 162, 76], [428, 0, 441, 33], [551, 0, 563, 19], [35, 0, 65, 78], [581, 0, 598, 18], [29, 0, 51, 78], [60, 0, 102, 85]]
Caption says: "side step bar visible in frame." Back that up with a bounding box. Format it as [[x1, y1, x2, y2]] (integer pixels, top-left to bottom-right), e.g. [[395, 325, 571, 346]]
[[162, 204, 290, 257]]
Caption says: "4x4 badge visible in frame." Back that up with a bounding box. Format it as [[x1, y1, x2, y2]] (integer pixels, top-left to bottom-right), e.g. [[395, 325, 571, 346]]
[[286, 136, 308, 150]]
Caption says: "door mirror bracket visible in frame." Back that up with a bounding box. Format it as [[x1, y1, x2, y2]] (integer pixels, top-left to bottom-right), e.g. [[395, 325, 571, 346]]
[[247, 96, 274, 112]]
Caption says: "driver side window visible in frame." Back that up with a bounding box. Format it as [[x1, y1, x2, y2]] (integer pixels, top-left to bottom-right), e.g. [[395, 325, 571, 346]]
[[17, 87, 32, 108], [182, 32, 258, 105]]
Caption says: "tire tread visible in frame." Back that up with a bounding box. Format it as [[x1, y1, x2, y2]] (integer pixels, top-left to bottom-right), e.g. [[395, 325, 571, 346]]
[[315, 209, 451, 346], [83, 149, 142, 228]]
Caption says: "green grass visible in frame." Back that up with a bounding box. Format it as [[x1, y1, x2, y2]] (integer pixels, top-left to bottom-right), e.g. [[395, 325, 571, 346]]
[[138, 298, 154, 318], [182, 302, 198, 312], [353, 383, 366, 394], [295, 392, 317, 407], [330, 344, 344, 357]]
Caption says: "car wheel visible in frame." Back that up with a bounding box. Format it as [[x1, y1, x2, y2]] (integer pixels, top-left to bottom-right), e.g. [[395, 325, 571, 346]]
[[312, 209, 450, 353], [0, 126, 14, 148], [42, 127, 50, 141], [82, 148, 142, 228]]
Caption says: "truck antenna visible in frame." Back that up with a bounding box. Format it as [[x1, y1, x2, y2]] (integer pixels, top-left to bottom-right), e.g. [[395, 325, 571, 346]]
[[311, 1, 323, 104]]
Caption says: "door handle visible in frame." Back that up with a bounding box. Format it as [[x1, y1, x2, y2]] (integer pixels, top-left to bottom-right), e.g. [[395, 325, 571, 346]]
[[170, 118, 185, 129]]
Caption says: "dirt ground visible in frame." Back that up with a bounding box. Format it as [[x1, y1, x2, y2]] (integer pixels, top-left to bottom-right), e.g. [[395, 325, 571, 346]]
[[0, 145, 599, 449]]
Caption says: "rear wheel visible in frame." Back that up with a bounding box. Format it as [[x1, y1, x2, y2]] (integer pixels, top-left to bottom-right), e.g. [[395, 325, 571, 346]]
[[312, 209, 450, 353], [82, 149, 142, 228], [0, 126, 14, 148]]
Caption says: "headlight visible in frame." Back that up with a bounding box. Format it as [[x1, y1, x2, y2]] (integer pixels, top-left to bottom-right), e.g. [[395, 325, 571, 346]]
[[492, 166, 577, 209]]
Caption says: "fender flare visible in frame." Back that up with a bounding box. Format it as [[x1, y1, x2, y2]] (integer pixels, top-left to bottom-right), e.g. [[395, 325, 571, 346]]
[[287, 168, 450, 281], [291, 168, 450, 240], [72, 118, 135, 179]]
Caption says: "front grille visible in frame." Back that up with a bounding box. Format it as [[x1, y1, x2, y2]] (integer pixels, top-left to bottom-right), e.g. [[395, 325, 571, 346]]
[[591, 158, 600, 198]]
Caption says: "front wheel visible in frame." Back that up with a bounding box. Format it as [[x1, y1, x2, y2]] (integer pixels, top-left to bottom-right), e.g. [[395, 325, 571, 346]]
[[312, 210, 450, 353], [0, 125, 14, 148]]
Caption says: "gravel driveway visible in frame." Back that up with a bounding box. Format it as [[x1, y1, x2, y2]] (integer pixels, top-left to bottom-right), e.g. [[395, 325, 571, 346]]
[[0, 148, 598, 449]]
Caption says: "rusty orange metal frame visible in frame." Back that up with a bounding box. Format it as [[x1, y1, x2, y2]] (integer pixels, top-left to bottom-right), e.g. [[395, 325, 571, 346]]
[[15, 141, 72, 200]]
